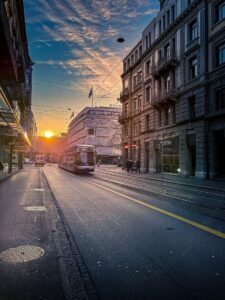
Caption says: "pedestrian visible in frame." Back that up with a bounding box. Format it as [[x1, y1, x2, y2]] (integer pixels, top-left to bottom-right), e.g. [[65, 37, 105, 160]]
[[126, 159, 130, 172], [0, 161, 4, 171], [135, 160, 140, 173], [130, 160, 133, 173]]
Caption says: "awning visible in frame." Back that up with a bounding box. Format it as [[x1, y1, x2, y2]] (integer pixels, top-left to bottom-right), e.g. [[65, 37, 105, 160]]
[[0, 87, 31, 147]]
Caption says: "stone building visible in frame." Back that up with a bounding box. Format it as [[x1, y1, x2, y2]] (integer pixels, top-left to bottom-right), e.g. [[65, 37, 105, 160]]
[[0, 0, 35, 171], [67, 106, 122, 164], [119, 0, 225, 179]]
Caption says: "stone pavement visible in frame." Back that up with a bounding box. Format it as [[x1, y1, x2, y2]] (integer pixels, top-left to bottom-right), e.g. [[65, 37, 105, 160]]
[[96, 165, 225, 192]]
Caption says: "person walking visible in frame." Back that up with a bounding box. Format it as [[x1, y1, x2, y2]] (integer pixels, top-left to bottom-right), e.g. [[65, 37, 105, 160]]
[[135, 160, 140, 173], [126, 159, 130, 173]]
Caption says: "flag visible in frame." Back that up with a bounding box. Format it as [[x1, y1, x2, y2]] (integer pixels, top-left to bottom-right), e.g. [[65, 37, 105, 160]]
[[88, 87, 93, 98], [70, 111, 74, 119]]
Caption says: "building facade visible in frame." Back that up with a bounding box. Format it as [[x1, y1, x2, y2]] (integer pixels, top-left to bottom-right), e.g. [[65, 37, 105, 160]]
[[67, 106, 122, 164], [0, 0, 35, 171], [119, 0, 225, 179]]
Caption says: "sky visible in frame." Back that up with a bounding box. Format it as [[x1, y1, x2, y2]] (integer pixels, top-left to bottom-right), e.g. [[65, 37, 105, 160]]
[[24, 0, 159, 136]]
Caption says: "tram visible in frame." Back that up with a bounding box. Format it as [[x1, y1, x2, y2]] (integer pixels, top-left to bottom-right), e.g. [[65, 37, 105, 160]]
[[58, 144, 95, 173]]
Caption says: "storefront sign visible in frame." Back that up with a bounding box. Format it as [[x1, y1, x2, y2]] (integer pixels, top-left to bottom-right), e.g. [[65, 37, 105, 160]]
[[0, 127, 18, 137], [4, 137, 25, 146]]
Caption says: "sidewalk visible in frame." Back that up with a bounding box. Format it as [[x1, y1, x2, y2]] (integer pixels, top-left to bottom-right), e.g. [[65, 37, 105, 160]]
[[0, 167, 65, 300], [96, 165, 225, 192]]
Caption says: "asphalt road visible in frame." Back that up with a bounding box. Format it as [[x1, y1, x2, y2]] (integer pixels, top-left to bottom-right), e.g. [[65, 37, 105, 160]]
[[43, 165, 225, 300]]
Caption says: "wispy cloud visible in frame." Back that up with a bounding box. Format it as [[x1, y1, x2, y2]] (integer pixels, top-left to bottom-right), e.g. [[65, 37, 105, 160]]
[[25, 0, 158, 132]]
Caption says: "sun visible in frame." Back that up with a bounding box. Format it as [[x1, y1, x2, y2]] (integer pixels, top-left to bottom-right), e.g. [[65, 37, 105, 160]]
[[44, 130, 54, 138]]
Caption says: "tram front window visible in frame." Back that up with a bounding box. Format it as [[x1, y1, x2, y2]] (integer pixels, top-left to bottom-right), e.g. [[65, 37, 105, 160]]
[[76, 152, 94, 166]]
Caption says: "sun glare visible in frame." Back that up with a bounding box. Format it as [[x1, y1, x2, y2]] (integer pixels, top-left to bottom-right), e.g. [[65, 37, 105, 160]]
[[44, 130, 54, 138]]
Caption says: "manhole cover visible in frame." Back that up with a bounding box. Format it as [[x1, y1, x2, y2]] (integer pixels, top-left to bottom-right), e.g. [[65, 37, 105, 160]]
[[25, 206, 47, 212], [0, 245, 45, 263]]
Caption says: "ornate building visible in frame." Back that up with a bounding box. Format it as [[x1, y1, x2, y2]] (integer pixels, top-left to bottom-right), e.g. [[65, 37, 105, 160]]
[[67, 106, 122, 164], [119, 0, 225, 179]]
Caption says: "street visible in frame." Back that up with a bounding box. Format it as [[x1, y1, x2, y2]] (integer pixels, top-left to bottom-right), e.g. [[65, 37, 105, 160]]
[[1, 165, 225, 300], [44, 165, 225, 299]]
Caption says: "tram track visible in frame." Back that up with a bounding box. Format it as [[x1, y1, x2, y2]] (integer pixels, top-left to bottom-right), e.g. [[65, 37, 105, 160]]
[[89, 171, 225, 220]]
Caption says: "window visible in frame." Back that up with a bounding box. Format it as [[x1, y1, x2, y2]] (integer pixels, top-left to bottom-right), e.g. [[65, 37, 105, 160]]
[[133, 75, 137, 87], [171, 5, 175, 22], [159, 20, 162, 35], [127, 59, 130, 68], [138, 71, 142, 83], [165, 75, 171, 92], [138, 95, 142, 108], [145, 114, 150, 131], [135, 50, 138, 61], [216, 42, 225, 66], [189, 56, 198, 79], [146, 35, 149, 49], [189, 20, 198, 42], [88, 128, 95, 135], [133, 98, 137, 111], [164, 107, 169, 126], [167, 10, 170, 26], [131, 55, 134, 65], [125, 126, 129, 136], [215, 1, 225, 23], [149, 32, 151, 45], [146, 86, 151, 102], [134, 122, 138, 135], [123, 62, 126, 72], [188, 95, 196, 119], [146, 60, 150, 76], [138, 120, 142, 133], [164, 44, 171, 60], [172, 104, 176, 123], [163, 15, 166, 31], [139, 45, 142, 57], [216, 88, 225, 110]]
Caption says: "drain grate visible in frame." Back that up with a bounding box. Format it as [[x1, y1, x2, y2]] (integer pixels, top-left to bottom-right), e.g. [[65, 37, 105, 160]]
[[0, 245, 45, 263], [25, 206, 47, 212]]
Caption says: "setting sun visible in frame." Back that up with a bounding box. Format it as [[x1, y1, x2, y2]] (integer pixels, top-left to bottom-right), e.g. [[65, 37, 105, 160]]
[[44, 130, 54, 139]]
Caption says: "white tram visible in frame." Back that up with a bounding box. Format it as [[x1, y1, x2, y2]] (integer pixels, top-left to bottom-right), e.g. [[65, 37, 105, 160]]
[[58, 144, 95, 173]]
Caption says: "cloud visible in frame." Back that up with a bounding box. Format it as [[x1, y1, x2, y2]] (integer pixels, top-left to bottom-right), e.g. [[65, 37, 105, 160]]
[[25, 0, 158, 106]]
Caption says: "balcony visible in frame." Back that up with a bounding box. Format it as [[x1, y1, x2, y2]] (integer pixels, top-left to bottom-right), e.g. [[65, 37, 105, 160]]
[[152, 52, 179, 77], [119, 88, 129, 102], [118, 113, 130, 124], [151, 88, 178, 107]]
